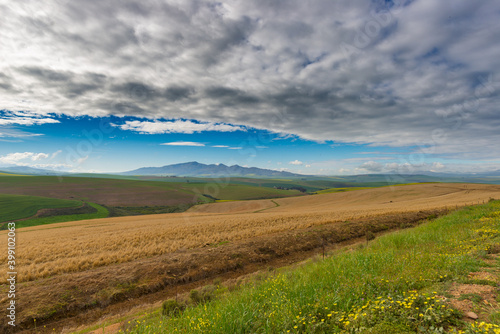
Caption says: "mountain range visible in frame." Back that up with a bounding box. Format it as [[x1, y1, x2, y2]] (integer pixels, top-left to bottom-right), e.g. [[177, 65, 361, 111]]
[[1, 162, 500, 179], [122, 161, 305, 177]]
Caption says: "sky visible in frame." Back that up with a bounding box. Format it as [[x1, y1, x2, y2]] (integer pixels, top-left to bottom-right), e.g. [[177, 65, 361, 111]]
[[0, 0, 499, 175]]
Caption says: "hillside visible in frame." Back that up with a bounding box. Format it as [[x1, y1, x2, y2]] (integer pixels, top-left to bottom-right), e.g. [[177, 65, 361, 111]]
[[0, 175, 302, 208], [0, 194, 81, 223]]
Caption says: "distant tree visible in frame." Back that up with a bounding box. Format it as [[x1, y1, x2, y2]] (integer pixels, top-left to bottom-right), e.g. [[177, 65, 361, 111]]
[[290, 186, 307, 193]]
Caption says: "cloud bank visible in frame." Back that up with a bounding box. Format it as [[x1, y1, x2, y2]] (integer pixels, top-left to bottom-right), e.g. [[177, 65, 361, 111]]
[[1, 0, 499, 159]]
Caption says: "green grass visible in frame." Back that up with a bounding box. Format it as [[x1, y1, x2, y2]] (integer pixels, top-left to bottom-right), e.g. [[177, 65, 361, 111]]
[[0, 193, 81, 223], [14, 202, 109, 228], [125, 201, 500, 333], [314, 187, 374, 194], [180, 182, 304, 200]]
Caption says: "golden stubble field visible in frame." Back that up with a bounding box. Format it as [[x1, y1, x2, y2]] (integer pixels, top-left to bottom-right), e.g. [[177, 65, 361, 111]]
[[2, 183, 500, 284]]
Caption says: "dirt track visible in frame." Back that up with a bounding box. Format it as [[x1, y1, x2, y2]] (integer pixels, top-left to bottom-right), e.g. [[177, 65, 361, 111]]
[[1, 183, 500, 332]]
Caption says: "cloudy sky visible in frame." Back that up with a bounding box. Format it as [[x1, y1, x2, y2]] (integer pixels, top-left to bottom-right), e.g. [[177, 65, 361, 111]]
[[0, 0, 499, 174]]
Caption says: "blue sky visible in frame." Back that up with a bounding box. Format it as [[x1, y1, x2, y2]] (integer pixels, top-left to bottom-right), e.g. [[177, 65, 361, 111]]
[[0, 111, 466, 174], [1, 0, 499, 175]]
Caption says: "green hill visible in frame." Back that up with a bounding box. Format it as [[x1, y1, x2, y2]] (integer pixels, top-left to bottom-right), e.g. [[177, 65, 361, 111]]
[[0, 194, 81, 223]]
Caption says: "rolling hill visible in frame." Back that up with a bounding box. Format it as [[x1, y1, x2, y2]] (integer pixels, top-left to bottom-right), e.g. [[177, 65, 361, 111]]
[[0, 166, 68, 175]]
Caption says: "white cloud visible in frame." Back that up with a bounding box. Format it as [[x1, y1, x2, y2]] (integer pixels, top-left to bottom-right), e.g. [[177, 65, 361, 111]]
[[161, 141, 206, 147], [112, 120, 245, 134], [32, 153, 49, 161], [33, 163, 72, 169], [358, 161, 383, 172], [0, 152, 50, 165], [0, 131, 43, 138], [212, 145, 242, 149], [76, 155, 89, 164], [431, 162, 445, 170], [0, 115, 60, 126], [289, 160, 303, 165], [51, 150, 63, 158], [305, 164, 311, 168]]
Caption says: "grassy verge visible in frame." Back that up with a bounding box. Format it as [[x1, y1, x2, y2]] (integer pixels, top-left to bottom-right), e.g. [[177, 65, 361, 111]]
[[14, 202, 109, 228], [124, 200, 500, 333]]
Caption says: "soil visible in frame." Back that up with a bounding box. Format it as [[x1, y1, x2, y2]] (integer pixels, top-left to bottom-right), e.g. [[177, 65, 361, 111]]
[[446, 256, 500, 324]]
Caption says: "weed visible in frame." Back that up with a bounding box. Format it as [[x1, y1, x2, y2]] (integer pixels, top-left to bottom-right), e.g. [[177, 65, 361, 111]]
[[458, 293, 484, 304], [189, 285, 216, 305], [364, 321, 413, 333], [366, 231, 376, 241], [162, 300, 185, 317]]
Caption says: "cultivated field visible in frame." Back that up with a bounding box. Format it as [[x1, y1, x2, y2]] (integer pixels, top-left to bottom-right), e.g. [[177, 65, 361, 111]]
[[0, 175, 200, 206], [189, 183, 499, 215], [1, 183, 500, 331], [0, 175, 302, 207], [4, 183, 499, 283]]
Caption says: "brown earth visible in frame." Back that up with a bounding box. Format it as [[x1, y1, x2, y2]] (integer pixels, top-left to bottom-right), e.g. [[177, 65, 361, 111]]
[[445, 259, 500, 324], [1, 183, 500, 332]]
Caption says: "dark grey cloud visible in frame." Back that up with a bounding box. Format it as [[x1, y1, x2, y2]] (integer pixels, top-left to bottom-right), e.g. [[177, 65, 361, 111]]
[[1, 0, 499, 159], [164, 86, 196, 101], [18, 66, 72, 82], [63, 82, 102, 98], [0, 73, 13, 91], [205, 86, 260, 105]]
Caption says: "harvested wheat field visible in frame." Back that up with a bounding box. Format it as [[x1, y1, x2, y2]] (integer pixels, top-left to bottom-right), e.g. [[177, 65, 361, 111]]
[[190, 183, 500, 215], [7, 184, 497, 283], [1, 183, 500, 332]]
